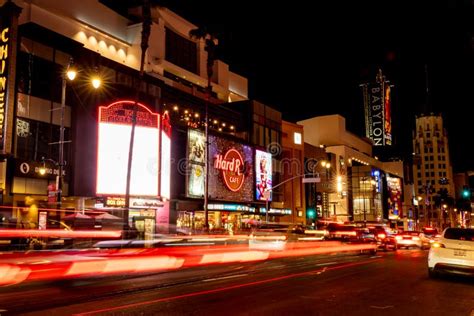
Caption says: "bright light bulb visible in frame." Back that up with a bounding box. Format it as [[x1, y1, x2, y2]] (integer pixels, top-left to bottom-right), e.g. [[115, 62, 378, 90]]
[[92, 77, 101, 89], [66, 69, 77, 81], [39, 168, 46, 175]]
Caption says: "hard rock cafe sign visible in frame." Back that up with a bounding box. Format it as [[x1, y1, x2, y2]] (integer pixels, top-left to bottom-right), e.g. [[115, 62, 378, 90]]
[[214, 148, 245, 192]]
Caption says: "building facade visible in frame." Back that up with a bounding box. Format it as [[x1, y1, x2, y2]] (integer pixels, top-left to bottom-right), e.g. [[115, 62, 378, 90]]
[[0, 0, 254, 232], [299, 115, 405, 226], [412, 114, 455, 229]]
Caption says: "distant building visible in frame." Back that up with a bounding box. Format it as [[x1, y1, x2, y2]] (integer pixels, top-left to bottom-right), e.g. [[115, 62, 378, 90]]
[[412, 113, 455, 229], [298, 114, 405, 226]]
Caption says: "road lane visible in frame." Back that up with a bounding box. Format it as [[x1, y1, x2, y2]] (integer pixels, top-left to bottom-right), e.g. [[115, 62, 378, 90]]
[[3, 250, 474, 316]]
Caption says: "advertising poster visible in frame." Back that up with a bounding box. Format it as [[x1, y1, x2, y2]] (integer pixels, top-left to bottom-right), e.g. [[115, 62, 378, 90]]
[[255, 150, 272, 201], [187, 129, 206, 198], [386, 175, 402, 218], [384, 83, 392, 145]]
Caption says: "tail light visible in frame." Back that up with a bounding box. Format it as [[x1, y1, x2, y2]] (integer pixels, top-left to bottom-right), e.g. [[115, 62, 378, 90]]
[[377, 233, 386, 239]]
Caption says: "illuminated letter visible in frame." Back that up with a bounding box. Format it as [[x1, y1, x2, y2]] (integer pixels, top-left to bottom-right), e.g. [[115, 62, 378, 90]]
[[0, 44, 7, 59], [1, 28, 8, 42]]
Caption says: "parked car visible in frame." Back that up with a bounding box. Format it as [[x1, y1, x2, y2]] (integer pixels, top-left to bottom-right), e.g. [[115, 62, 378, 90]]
[[428, 228, 474, 277]]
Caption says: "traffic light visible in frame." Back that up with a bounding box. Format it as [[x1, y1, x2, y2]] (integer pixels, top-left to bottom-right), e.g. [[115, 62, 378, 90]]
[[307, 209, 316, 218], [462, 186, 471, 199]]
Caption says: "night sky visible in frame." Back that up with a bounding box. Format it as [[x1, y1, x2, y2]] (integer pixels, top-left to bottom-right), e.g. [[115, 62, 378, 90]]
[[112, 0, 474, 172]]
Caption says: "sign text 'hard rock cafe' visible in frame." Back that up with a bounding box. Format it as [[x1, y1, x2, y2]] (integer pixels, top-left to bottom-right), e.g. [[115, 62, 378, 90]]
[[214, 148, 245, 192]]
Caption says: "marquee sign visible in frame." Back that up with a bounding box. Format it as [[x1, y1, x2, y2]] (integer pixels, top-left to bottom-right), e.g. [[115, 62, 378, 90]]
[[214, 148, 245, 192], [96, 100, 161, 197]]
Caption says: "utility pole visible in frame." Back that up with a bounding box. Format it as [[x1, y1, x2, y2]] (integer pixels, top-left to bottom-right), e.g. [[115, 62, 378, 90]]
[[124, 0, 151, 233]]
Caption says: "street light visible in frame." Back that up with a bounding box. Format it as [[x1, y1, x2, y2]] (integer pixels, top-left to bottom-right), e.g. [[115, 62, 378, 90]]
[[56, 59, 100, 206]]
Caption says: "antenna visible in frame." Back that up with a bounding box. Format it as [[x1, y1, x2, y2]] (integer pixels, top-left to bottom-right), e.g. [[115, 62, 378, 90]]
[[424, 64, 431, 114]]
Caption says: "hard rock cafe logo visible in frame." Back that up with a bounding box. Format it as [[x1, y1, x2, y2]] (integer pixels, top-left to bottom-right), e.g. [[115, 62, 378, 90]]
[[214, 148, 245, 192]]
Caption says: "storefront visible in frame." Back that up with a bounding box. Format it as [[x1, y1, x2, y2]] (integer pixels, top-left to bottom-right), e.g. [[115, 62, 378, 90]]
[[177, 130, 266, 232]]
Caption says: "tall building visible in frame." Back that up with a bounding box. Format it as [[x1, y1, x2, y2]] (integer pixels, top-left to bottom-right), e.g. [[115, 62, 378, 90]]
[[412, 113, 455, 229]]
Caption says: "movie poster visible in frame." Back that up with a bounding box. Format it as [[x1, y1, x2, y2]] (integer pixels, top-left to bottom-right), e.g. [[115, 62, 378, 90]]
[[187, 129, 206, 198], [255, 150, 272, 201]]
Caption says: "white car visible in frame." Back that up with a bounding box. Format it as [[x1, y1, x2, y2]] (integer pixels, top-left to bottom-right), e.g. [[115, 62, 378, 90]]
[[428, 228, 474, 277]]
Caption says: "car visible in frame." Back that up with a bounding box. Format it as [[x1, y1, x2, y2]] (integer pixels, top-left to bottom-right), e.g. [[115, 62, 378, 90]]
[[367, 226, 397, 251], [428, 228, 474, 277], [419, 227, 441, 249], [395, 231, 423, 249], [325, 223, 358, 242]]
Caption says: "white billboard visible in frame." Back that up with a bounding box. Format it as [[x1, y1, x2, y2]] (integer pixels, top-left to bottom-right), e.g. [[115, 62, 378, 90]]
[[96, 123, 159, 196]]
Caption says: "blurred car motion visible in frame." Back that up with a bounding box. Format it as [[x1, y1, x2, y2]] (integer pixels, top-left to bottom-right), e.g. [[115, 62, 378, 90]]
[[395, 231, 424, 249], [428, 228, 474, 277], [367, 226, 397, 251]]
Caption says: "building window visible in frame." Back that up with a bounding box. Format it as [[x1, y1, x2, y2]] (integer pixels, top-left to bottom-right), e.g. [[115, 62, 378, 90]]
[[424, 147, 428, 153], [425, 164, 429, 170], [431, 180, 435, 185], [430, 156, 434, 161], [425, 172, 429, 177], [165, 28, 198, 74], [431, 172, 435, 177], [426, 132, 430, 138], [430, 164, 434, 168], [439, 172, 443, 177], [443, 172, 447, 177], [418, 180, 422, 186], [294, 132, 302, 145], [253, 123, 264, 147]]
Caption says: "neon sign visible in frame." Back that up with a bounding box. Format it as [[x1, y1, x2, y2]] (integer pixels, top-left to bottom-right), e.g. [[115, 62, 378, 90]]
[[214, 148, 245, 192], [0, 27, 9, 151]]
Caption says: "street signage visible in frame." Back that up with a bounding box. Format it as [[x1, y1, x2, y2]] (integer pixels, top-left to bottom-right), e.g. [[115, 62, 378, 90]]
[[302, 177, 321, 183]]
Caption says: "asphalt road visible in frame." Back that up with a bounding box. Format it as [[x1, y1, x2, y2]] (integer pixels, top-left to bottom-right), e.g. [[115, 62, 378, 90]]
[[1, 249, 473, 316]]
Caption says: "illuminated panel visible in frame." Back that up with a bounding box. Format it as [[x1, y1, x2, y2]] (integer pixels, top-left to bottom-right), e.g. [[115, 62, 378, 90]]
[[160, 131, 171, 199], [96, 101, 160, 196], [255, 150, 272, 201]]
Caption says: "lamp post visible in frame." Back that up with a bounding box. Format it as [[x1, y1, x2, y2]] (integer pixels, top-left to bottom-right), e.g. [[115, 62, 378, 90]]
[[56, 60, 77, 206], [55, 59, 99, 206]]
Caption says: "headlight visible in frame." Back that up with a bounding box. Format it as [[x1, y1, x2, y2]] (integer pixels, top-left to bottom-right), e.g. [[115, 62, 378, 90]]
[[432, 242, 445, 248]]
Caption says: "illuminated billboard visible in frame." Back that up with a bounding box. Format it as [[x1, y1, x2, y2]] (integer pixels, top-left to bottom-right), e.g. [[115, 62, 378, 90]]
[[208, 135, 254, 202], [186, 129, 206, 198], [161, 113, 171, 199], [362, 70, 392, 146], [386, 175, 402, 219], [96, 101, 160, 197], [255, 150, 272, 201]]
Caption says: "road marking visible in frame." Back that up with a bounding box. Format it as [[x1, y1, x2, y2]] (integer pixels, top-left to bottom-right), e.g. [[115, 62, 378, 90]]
[[74, 258, 381, 316], [370, 305, 394, 310], [315, 261, 338, 266], [202, 274, 248, 282]]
